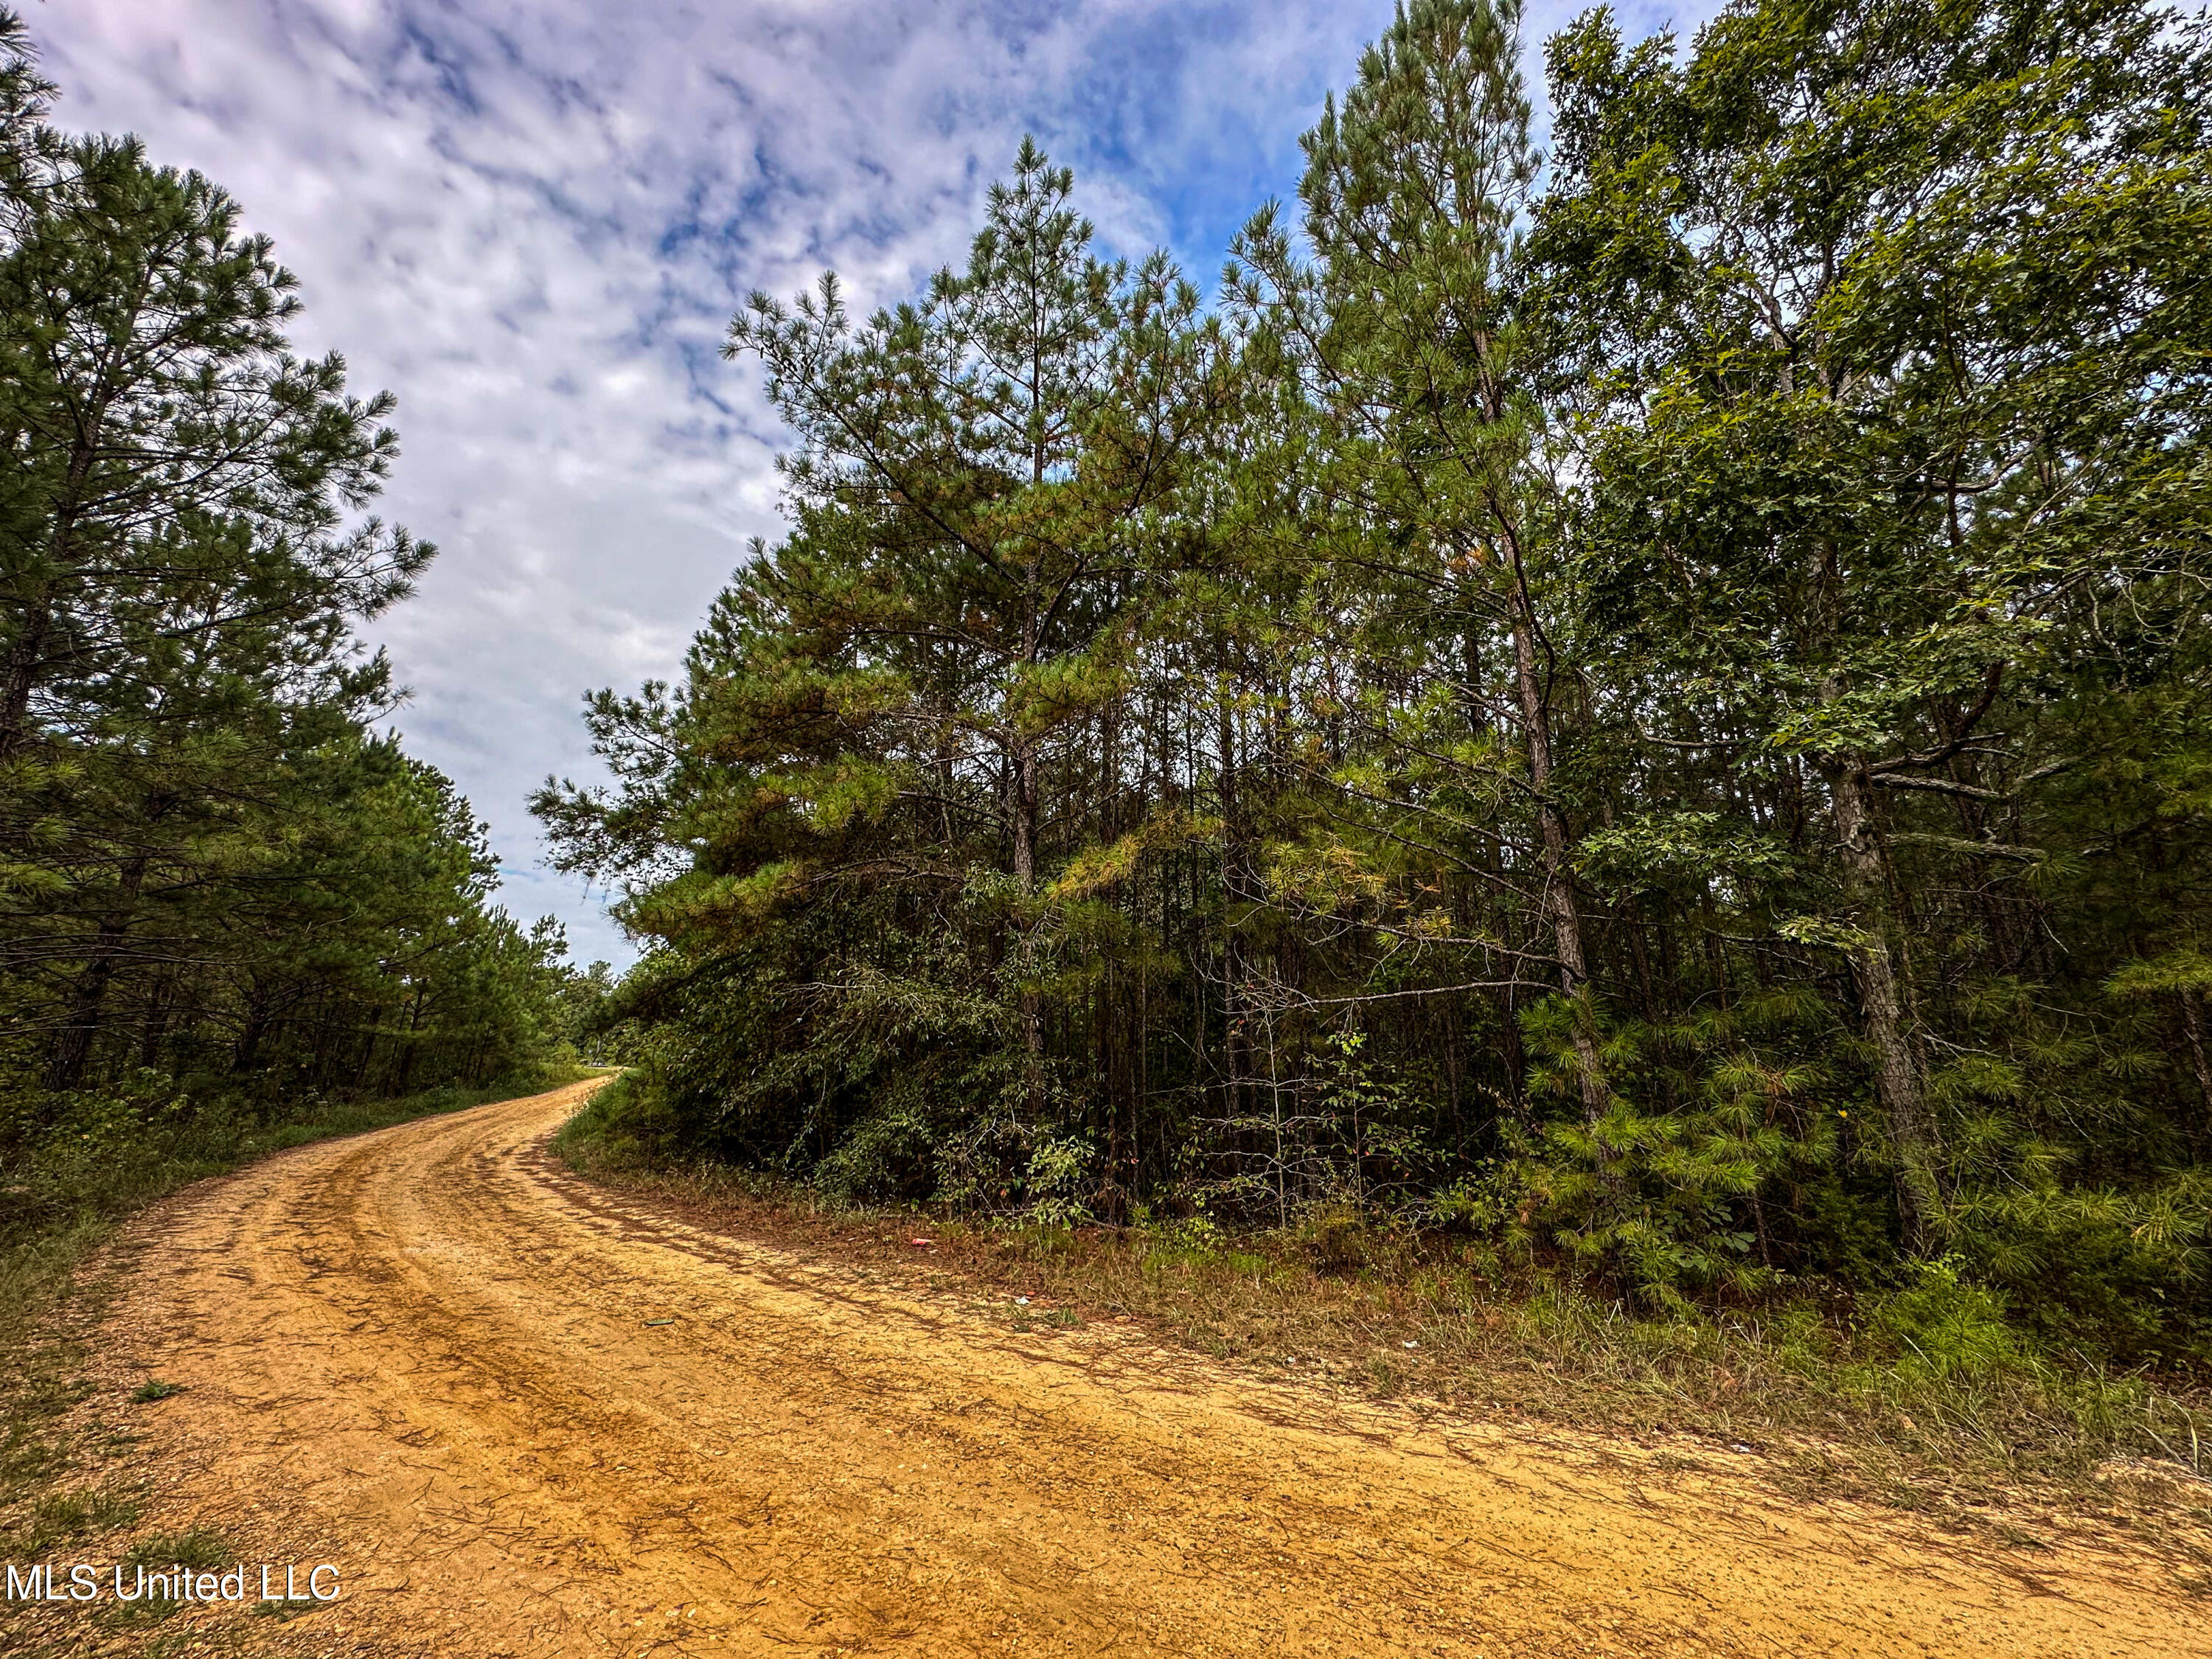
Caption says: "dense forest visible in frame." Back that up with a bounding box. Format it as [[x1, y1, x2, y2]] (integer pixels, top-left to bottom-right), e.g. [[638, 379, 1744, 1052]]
[[541, 0, 2212, 1361], [0, 10, 587, 1175]]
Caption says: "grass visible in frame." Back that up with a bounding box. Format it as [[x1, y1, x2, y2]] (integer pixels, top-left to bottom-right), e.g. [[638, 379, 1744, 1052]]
[[0, 1065, 605, 1578], [18, 1485, 140, 1554], [126, 1526, 231, 1571], [557, 1118, 2212, 1571]]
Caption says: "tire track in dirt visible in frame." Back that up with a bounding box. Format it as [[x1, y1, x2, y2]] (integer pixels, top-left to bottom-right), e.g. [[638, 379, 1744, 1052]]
[[38, 1080, 2206, 1657]]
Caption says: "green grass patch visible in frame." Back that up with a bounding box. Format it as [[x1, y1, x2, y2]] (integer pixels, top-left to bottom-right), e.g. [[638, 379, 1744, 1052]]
[[126, 1526, 230, 1571], [17, 1484, 140, 1554]]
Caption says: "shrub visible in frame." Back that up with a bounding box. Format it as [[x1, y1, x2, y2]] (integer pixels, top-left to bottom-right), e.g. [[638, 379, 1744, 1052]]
[[1868, 1256, 2026, 1383], [1304, 1205, 1370, 1275]]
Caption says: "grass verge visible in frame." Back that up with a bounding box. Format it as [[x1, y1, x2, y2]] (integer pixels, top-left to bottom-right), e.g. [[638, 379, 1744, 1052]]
[[558, 1080, 2212, 1578]]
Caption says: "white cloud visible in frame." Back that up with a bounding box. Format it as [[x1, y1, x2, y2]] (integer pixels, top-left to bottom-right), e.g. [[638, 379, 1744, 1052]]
[[38, 0, 1715, 967]]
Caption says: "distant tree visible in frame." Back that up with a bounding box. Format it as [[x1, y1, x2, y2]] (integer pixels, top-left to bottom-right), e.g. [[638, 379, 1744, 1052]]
[[0, 7, 568, 1116], [539, 142, 1230, 1199], [1231, 0, 1616, 1125]]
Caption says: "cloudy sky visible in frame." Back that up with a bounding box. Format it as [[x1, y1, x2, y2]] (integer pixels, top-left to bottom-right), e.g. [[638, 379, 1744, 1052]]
[[37, 0, 1705, 969]]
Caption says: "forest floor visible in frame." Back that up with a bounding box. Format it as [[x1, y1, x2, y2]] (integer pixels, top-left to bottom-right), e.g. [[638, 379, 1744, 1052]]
[[6, 1077, 2210, 1658]]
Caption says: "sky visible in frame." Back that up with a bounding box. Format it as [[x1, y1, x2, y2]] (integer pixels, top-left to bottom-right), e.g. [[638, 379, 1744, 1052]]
[[35, 0, 1705, 970]]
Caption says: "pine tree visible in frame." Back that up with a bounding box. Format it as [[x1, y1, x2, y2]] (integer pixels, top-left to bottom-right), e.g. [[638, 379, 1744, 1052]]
[[0, 8, 568, 1111]]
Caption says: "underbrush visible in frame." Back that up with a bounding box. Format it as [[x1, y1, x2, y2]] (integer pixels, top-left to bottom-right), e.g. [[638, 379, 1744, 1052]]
[[551, 1067, 669, 1170], [559, 1092, 2212, 1545]]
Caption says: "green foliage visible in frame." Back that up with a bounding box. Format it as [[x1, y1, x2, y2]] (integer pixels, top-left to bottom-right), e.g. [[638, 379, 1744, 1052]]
[[552, 1069, 679, 1171], [1302, 1205, 1371, 1275], [542, 0, 2212, 1374], [21, 1486, 137, 1548], [126, 1529, 229, 1571], [1868, 1256, 2025, 1385], [0, 10, 590, 1136], [1141, 1218, 1276, 1281]]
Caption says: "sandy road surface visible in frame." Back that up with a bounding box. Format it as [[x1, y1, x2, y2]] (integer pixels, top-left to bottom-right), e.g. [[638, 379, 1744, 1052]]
[[43, 1080, 2205, 1658]]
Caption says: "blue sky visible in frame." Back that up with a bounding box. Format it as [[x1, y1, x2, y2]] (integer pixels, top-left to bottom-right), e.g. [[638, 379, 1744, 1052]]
[[39, 0, 1707, 969]]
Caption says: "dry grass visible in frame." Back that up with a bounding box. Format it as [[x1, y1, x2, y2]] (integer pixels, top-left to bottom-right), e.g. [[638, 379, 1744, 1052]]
[[561, 1144, 2212, 1576]]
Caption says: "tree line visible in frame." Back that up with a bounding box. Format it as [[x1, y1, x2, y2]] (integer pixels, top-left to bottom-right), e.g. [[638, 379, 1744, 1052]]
[[0, 9, 588, 1144], [541, 0, 2204, 1360]]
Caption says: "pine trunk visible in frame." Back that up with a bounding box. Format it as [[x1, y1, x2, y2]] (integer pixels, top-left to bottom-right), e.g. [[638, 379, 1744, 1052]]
[[1508, 585, 1606, 1129], [1829, 760, 1944, 1250]]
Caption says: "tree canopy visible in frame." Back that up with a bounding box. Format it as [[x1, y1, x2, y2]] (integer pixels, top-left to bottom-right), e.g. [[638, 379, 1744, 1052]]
[[542, 0, 2212, 1360], [0, 8, 588, 1144]]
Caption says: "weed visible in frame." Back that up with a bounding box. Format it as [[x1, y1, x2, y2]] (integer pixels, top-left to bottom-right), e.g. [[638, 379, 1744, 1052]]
[[131, 1379, 179, 1402], [1304, 1206, 1370, 1275], [1140, 1220, 1276, 1280], [1866, 1256, 2023, 1383], [103, 1594, 185, 1630], [128, 1527, 229, 1571], [21, 1486, 139, 1550]]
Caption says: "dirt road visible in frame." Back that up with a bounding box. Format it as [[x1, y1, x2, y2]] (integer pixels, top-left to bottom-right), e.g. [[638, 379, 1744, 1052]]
[[50, 1081, 2205, 1657]]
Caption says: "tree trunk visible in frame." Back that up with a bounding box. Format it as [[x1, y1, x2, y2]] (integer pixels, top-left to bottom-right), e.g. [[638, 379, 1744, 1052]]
[[46, 944, 118, 1090], [1010, 734, 1043, 1104], [1506, 585, 1607, 1129], [2180, 988, 2212, 1128], [1828, 759, 1944, 1251], [4, 434, 100, 765], [138, 973, 173, 1071], [1217, 678, 1250, 1123], [234, 983, 272, 1074], [44, 854, 147, 1090], [0, 601, 51, 764]]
